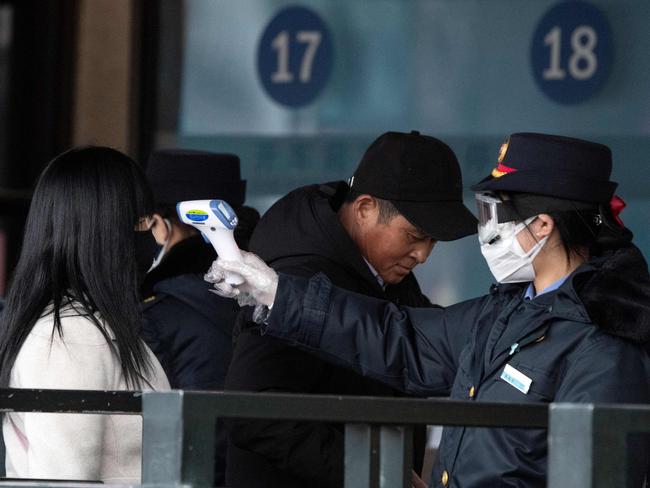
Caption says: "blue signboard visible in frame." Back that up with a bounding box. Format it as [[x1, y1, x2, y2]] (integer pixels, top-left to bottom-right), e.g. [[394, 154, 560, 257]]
[[179, 0, 650, 302], [530, 1, 613, 104], [257, 6, 334, 108]]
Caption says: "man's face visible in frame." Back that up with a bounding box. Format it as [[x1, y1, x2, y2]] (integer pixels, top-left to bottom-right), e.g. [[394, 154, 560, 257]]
[[359, 210, 436, 285]]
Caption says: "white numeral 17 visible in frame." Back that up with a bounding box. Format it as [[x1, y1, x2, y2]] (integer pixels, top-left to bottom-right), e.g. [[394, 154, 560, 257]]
[[271, 30, 322, 84]]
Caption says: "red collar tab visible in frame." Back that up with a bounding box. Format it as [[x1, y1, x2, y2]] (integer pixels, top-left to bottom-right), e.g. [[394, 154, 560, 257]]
[[610, 195, 626, 227]]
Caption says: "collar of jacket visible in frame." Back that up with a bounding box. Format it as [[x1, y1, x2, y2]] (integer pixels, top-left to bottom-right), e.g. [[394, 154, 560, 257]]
[[577, 244, 650, 344], [140, 234, 216, 298], [492, 244, 650, 344], [318, 182, 390, 291]]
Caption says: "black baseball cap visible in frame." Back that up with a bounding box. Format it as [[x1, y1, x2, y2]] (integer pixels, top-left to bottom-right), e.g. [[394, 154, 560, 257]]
[[471, 133, 617, 203], [349, 131, 477, 241], [147, 149, 246, 206]]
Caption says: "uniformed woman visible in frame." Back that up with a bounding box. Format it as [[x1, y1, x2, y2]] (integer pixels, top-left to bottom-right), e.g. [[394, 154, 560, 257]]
[[210, 133, 650, 488]]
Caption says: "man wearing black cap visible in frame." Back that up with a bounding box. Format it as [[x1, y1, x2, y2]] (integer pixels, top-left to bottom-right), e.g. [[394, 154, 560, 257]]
[[141, 149, 259, 486], [224, 131, 476, 488]]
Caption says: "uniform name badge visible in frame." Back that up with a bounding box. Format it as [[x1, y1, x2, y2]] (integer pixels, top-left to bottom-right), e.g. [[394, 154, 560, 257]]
[[500, 363, 532, 394]]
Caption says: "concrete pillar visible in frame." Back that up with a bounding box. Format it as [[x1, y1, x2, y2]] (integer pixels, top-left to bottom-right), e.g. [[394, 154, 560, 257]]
[[72, 0, 138, 155]]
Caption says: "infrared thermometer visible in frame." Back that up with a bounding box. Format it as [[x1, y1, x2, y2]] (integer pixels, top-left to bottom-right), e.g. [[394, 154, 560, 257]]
[[177, 199, 244, 285]]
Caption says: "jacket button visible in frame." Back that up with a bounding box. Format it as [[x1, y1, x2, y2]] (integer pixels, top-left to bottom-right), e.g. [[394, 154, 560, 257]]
[[469, 386, 476, 398], [441, 470, 449, 486]]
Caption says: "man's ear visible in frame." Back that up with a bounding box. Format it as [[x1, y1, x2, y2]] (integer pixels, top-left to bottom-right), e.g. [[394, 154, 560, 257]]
[[150, 213, 171, 245], [533, 213, 555, 239], [353, 194, 379, 226]]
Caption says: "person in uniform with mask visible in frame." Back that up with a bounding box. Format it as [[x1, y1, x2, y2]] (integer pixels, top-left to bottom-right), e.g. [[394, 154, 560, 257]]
[[140, 149, 259, 486], [0, 147, 170, 483], [208, 133, 650, 488]]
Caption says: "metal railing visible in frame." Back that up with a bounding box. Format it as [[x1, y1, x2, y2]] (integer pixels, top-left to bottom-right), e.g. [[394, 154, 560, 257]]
[[1, 389, 649, 488]]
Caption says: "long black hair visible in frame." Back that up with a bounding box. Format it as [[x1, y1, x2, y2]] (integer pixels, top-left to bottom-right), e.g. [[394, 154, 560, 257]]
[[0, 147, 154, 387]]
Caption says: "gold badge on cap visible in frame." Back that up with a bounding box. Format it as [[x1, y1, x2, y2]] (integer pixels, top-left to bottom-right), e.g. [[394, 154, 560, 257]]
[[491, 138, 514, 178], [497, 139, 509, 163]]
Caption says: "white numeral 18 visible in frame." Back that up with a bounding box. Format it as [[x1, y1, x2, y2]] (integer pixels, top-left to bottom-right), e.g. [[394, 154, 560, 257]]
[[543, 25, 598, 81], [271, 30, 322, 84]]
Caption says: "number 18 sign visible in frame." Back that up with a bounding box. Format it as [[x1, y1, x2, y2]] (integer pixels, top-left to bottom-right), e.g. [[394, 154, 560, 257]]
[[530, 1, 613, 105], [257, 6, 334, 108]]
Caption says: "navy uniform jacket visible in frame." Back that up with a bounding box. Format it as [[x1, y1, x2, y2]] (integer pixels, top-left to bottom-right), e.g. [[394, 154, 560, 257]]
[[261, 245, 650, 487], [141, 235, 238, 486], [142, 236, 237, 390]]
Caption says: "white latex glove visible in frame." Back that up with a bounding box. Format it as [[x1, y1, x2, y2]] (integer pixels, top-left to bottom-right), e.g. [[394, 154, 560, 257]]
[[205, 250, 278, 308]]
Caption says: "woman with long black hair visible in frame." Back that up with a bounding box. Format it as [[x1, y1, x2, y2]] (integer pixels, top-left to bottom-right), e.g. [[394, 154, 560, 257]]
[[0, 147, 169, 483], [210, 133, 650, 487]]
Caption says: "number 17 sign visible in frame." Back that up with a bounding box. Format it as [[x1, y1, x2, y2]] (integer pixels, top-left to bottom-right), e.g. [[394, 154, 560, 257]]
[[257, 6, 334, 108], [530, 1, 613, 105]]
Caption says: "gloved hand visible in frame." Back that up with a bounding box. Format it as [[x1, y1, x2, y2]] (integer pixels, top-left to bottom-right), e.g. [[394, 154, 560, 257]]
[[205, 250, 278, 308]]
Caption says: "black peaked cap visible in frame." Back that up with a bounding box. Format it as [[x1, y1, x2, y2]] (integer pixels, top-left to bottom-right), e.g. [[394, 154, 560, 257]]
[[350, 131, 477, 241]]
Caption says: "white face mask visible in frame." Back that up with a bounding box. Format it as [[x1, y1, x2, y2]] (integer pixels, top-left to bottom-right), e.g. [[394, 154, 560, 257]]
[[148, 218, 172, 272], [480, 216, 548, 283]]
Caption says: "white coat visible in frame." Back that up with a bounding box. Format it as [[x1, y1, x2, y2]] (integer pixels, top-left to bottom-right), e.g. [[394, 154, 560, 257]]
[[3, 306, 170, 484]]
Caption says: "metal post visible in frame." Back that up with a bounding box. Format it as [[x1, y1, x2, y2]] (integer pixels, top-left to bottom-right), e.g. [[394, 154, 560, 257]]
[[345, 424, 380, 488], [141, 391, 184, 487], [548, 404, 596, 488], [548, 403, 650, 488], [141, 391, 217, 488], [379, 425, 412, 488]]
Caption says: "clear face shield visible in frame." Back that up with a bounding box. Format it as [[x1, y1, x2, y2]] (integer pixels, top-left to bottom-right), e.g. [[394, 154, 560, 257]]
[[475, 193, 504, 245]]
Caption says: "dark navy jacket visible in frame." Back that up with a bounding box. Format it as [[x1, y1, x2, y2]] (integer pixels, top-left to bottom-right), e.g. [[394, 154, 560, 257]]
[[263, 245, 650, 487], [141, 235, 238, 485]]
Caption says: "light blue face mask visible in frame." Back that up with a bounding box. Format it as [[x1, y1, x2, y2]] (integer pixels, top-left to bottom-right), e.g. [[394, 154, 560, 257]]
[[148, 218, 172, 272]]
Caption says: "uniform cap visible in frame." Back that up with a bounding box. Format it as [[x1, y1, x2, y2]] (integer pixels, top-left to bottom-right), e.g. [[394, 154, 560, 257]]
[[471, 133, 617, 203], [147, 149, 246, 206]]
